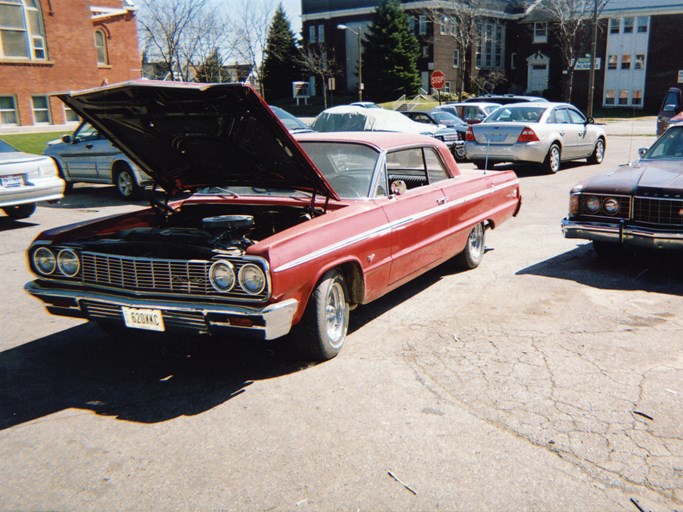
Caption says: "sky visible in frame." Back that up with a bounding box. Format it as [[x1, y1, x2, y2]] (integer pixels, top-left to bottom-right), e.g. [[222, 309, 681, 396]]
[[278, 0, 303, 34]]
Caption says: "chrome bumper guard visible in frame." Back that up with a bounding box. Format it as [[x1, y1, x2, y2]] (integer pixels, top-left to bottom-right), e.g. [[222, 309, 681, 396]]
[[561, 218, 683, 250], [25, 281, 298, 340]]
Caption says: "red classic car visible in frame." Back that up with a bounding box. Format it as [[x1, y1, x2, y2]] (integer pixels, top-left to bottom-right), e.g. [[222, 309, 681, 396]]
[[25, 81, 521, 361]]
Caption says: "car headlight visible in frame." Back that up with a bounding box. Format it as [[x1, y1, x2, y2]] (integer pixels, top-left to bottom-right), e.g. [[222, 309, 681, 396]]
[[603, 197, 620, 215], [238, 264, 266, 295], [585, 196, 601, 213], [209, 260, 236, 292], [57, 249, 80, 277], [33, 247, 56, 275]]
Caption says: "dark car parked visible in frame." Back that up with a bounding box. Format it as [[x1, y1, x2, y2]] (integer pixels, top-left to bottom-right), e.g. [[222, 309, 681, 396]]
[[656, 85, 683, 136], [562, 124, 683, 256], [401, 110, 467, 159]]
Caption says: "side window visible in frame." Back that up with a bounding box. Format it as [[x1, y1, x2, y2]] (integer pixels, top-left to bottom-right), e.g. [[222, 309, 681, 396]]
[[567, 108, 586, 124], [386, 148, 428, 189], [424, 148, 449, 183], [74, 122, 99, 141], [554, 108, 570, 124], [663, 91, 680, 110]]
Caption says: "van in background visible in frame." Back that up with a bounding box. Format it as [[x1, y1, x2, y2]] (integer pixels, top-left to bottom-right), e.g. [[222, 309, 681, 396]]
[[657, 85, 683, 135]]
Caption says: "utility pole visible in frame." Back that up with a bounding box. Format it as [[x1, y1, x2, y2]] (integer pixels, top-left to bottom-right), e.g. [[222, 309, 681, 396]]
[[587, 0, 599, 118]]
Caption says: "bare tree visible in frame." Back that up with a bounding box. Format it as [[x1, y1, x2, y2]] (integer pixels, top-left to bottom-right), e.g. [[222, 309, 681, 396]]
[[297, 44, 341, 109], [539, 0, 609, 102], [230, 0, 277, 96], [138, 0, 231, 82], [422, 0, 484, 98]]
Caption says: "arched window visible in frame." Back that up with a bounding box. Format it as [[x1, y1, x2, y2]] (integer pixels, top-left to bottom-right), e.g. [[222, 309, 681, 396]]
[[94, 29, 109, 65]]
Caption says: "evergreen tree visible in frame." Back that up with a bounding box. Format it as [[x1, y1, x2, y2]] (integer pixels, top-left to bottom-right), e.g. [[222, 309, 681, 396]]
[[362, 0, 421, 102], [262, 4, 303, 101]]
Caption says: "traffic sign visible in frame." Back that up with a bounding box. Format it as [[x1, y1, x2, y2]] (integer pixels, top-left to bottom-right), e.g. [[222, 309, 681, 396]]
[[431, 70, 445, 90]]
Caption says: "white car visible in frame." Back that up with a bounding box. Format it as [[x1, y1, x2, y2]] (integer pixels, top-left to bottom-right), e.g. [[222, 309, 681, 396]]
[[0, 139, 64, 219], [464, 102, 606, 173]]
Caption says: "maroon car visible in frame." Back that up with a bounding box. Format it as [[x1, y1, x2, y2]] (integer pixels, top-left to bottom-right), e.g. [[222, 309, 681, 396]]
[[562, 124, 683, 256], [25, 81, 521, 360]]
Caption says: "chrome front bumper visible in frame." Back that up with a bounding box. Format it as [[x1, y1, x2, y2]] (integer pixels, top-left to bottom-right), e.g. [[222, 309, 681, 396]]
[[25, 281, 298, 340], [561, 218, 683, 250]]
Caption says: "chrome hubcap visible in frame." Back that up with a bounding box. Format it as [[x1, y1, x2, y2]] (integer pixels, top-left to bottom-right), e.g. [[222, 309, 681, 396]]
[[469, 224, 484, 260], [118, 172, 133, 196], [325, 282, 346, 348]]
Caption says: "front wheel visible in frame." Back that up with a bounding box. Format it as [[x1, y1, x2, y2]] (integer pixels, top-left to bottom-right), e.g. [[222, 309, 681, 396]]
[[3, 203, 36, 220], [115, 166, 142, 199], [587, 138, 605, 165], [297, 269, 350, 361], [455, 222, 486, 269], [543, 143, 561, 173]]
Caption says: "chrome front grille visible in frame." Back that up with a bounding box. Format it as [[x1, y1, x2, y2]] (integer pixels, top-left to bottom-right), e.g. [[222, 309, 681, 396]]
[[80, 252, 268, 300], [634, 197, 683, 227]]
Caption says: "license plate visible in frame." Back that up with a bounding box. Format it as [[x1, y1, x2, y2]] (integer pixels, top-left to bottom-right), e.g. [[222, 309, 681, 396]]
[[1, 175, 22, 188], [122, 307, 165, 332]]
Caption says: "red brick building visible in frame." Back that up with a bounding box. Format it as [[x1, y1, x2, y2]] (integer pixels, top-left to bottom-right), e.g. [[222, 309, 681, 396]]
[[0, 0, 141, 128]]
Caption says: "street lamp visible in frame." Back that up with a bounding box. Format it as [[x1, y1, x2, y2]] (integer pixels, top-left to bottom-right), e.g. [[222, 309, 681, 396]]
[[337, 24, 363, 101]]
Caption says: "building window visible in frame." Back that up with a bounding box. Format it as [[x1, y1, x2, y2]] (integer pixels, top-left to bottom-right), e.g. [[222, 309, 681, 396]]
[[418, 15, 427, 35], [605, 89, 615, 105], [408, 16, 415, 35], [476, 20, 504, 70], [635, 54, 645, 70], [444, 81, 451, 93], [637, 17, 648, 33], [0, 96, 18, 124], [510, 52, 516, 70], [533, 22, 547, 44], [421, 45, 429, 58], [632, 90, 642, 105], [308, 25, 316, 43], [453, 49, 459, 68], [619, 90, 629, 105], [607, 55, 617, 70], [0, 0, 48, 60], [64, 106, 79, 123], [440, 16, 448, 35], [621, 54, 631, 70], [610, 18, 620, 34], [94, 29, 109, 65], [623, 17, 633, 33], [318, 25, 325, 43], [31, 95, 50, 124]]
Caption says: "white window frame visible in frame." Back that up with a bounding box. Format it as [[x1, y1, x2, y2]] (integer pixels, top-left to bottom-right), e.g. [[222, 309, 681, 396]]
[[440, 15, 448, 35], [623, 17, 634, 33], [31, 95, 50, 124], [408, 16, 415, 35], [0, 95, 18, 125], [533, 22, 548, 44], [0, 0, 47, 60], [453, 49, 459, 68], [418, 15, 427, 36], [94, 28, 109, 65], [308, 25, 316, 43], [318, 25, 325, 43], [609, 18, 620, 34], [64, 105, 79, 123]]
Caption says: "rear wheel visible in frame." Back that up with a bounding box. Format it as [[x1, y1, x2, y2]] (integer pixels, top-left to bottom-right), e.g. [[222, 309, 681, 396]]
[[3, 203, 36, 220], [115, 165, 142, 199], [456, 222, 486, 269], [587, 138, 605, 165], [453, 144, 466, 161], [543, 143, 561, 173], [297, 269, 349, 361]]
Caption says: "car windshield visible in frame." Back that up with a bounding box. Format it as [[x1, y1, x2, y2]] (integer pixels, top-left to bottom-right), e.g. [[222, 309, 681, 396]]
[[486, 106, 546, 123], [0, 139, 18, 153], [432, 112, 459, 124], [643, 127, 683, 159], [270, 106, 313, 133], [299, 141, 380, 199]]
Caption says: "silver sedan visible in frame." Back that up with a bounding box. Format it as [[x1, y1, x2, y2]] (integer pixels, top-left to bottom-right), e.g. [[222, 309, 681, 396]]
[[464, 102, 606, 173]]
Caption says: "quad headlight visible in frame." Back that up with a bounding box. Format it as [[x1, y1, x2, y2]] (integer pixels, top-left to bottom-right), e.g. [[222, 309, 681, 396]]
[[603, 197, 620, 215], [209, 260, 236, 292], [33, 247, 56, 275], [585, 196, 601, 213], [57, 249, 81, 277], [238, 263, 266, 295]]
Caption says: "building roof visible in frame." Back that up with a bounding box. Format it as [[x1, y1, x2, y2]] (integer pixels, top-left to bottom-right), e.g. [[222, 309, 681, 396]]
[[523, 0, 683, 23]]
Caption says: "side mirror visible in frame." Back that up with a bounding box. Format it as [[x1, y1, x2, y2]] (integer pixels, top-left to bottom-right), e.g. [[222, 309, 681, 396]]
[[638, 147, 648, 158], [61, 135, 72, 143], [390, 180, 407, 196], [586, 117, 595, 124]]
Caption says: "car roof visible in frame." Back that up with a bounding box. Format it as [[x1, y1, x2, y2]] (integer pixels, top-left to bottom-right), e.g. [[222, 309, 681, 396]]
[[446, 102, 501, 107], [467, 95, 548, 104], [294, 130, 440, 150]]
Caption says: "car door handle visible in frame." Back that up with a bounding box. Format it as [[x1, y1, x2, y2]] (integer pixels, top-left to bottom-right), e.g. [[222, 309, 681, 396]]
[[437, 196, 448, 205], [85, 143, 94, 149]]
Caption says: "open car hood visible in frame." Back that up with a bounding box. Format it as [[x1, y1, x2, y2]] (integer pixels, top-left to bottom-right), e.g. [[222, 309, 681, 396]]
[[59, 81, 338, 199]]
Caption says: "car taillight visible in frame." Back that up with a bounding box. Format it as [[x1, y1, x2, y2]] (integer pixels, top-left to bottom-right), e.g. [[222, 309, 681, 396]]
[[517, 127, 539, 143], [465, 127, 476, 141]]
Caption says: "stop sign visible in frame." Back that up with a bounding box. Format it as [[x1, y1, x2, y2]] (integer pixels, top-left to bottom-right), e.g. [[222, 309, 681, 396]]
[[430, 70, 445, 90]]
